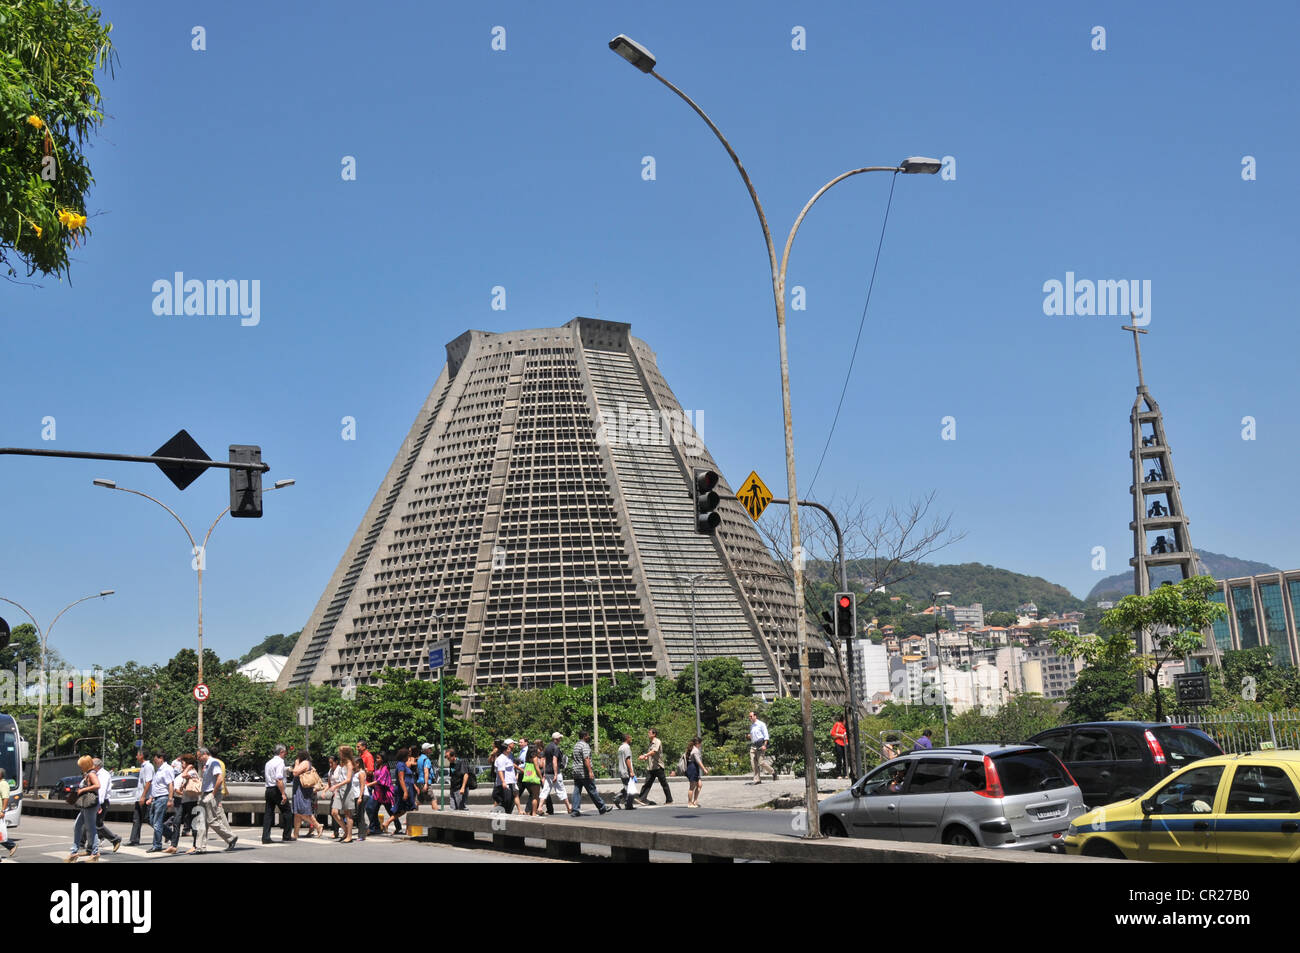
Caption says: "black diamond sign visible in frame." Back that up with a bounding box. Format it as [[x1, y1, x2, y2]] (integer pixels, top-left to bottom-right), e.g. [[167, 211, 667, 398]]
[[153, 429, 212, 490]]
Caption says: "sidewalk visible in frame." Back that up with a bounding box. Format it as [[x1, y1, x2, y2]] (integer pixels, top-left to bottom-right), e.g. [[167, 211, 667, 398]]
[[437, 774, 853, 812]]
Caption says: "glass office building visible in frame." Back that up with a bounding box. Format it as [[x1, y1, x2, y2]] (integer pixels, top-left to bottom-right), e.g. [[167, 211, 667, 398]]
[[1210, 571, 1300, 667]]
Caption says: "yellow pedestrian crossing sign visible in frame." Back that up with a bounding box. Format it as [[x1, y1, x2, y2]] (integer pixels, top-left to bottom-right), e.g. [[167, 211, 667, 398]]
[[737, 470, 773, 521]]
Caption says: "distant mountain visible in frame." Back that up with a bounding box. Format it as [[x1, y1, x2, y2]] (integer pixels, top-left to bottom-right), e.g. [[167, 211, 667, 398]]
[[807, 560, 1086, 616], [1085, 550, 1284, 603]]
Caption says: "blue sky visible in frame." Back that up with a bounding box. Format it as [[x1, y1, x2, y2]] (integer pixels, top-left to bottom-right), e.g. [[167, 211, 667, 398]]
[[3, 1, 1297, 670]]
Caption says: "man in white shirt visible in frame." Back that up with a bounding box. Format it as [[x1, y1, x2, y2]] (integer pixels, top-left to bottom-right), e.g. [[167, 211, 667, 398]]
[[262, 744, 291, 843], [193, 748, 237, 853], [87, 758, 121, 852], [146, 751, 175, 853], [494, 739, 518, 814], [128, 749, 154, 845], [747, 711, 775, 784]]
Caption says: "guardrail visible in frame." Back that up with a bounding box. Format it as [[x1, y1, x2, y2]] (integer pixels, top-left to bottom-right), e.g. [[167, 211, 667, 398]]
[[402, 809, 1125, 864]]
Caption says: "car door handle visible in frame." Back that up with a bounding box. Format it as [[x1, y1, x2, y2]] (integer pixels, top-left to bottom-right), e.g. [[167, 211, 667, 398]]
[[1282, 822, 1298, 834], [886, 803, 897, 812], [1193, 821, 1210, 832]]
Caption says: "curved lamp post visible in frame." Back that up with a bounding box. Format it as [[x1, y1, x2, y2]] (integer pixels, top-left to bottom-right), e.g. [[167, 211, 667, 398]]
[[0, 589, 113, 794], [931, 589, 952, 744], [93, 478, 294, 746], [610, 33, 940, 836]]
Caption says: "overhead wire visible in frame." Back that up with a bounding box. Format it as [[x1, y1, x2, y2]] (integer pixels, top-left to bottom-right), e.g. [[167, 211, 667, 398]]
[[806, 171, 900, 497]]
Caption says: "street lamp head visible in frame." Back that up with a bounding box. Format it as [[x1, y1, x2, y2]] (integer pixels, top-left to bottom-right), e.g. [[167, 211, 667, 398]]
[[899, 156, 943, 175], [935, 590, 951, 600], [272, 479, 296, 489], [609, 34, 656, 73], [99, 590, 115, 597], [92, 478, 116, 489]]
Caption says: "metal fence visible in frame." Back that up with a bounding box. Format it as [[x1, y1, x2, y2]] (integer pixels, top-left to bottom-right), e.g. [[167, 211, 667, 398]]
[[1164, 711, 1300, 753]]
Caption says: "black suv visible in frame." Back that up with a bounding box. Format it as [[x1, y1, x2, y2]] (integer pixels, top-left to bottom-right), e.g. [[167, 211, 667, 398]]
[[1028, 722, 1222, 808]]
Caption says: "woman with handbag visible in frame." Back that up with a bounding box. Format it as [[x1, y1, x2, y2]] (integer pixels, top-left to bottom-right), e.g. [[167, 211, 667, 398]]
[[64, 756, 101, 863], [367, 754, 393, 834], [291, 752, 324, 840], [332, 746, 357, 843], [172, 754, 203, 854], [685, 738, 709, 808], [520, 743, 544, 816]]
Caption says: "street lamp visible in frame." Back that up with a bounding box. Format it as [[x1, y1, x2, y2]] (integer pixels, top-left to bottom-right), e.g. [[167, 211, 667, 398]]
[[610, 33, 941, 836], [0, 589, 113, 794], [931, 590, 951, 745], [581, 576, 601, 755], [674, 572, 727, 739], [93, 477, 294, 745]]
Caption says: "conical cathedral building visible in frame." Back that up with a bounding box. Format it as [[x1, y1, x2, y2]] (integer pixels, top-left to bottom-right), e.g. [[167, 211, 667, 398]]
[[278, 318, 845, 706]]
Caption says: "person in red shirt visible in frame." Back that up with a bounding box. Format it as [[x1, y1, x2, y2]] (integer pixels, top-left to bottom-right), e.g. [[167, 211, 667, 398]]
[[357, 741, 376, 775], [831, 720, 848, 778]]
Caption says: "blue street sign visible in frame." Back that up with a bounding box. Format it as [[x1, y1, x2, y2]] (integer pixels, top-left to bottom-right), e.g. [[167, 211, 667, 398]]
[[134, 739, 144, 748], [428, 638, 451, 671]]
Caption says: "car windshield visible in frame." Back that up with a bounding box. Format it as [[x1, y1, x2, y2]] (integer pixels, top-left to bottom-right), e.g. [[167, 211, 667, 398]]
[[1152, 728, 1221, 763], [858, 761, 911, 796], [991, 750, 1073, 795]]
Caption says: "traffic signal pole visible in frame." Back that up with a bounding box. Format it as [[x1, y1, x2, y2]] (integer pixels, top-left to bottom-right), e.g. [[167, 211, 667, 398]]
[[721, 493, 862, 779]]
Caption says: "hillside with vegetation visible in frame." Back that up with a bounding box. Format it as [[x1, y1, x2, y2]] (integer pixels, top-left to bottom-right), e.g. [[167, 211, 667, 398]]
[[1085, 550, 1282, 603], [806, 559, 1085, 616]]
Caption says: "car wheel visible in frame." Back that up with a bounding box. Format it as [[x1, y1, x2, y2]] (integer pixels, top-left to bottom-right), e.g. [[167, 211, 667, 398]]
[[821, 816, 847, 837], [942, 825, 978, 848], [1083, 840, 1126, 860]]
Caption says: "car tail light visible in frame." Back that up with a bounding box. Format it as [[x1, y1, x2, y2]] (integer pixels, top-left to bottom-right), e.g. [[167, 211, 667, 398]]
[[976, 755, 1005, 798], [1144, 729, 1166, 765]]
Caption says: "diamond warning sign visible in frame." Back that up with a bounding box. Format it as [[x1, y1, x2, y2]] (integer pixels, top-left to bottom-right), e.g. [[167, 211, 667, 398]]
[[736, 470, 773, 521]]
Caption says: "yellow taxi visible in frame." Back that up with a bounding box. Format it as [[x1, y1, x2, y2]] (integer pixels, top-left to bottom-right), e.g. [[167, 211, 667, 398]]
[[1064, 751, 1300, 862]]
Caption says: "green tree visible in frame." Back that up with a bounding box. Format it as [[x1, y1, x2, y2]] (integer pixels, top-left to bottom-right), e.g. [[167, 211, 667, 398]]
[[1102, 578, 1227, 721], [985, 610, 1017, 629], [675, 657, 753, 737], [948, 693, 1061, 744], [1053, 577, 1228, 722], [1, 0, 115, 278], [1064, 663, 1136, 722], [0, 620, 67, 673], [238, 630, 300, 665]]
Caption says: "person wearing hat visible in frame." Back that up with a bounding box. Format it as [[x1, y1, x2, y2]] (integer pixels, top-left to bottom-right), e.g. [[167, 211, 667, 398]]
[[540, 732, 571, 815], [417, 743, 435, 806]]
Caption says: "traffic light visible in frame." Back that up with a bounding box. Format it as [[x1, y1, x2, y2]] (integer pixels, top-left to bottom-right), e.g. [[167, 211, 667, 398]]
[[819, 610, 835, 639], [692, 468, 720, 535], [835, 592, 855, 640], [134, 716, 143, 739], [66, 679, 75, 704], [229, 444, 263, 518]]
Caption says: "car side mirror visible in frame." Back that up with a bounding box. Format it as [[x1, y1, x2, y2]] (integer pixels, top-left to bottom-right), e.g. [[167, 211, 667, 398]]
[[1141, 798, 1155, 815]]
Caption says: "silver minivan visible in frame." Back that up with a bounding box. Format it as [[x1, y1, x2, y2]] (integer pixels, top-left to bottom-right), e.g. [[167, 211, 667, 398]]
[[818, 744, 1086, 851]]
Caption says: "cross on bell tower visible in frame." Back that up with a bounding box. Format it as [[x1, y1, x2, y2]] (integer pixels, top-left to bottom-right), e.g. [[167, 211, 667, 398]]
[[1124, 317, 1219, 667]]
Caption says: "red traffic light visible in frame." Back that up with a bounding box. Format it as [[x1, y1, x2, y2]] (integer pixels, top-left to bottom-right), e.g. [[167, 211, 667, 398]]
[[838, 595, 852, 609]]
